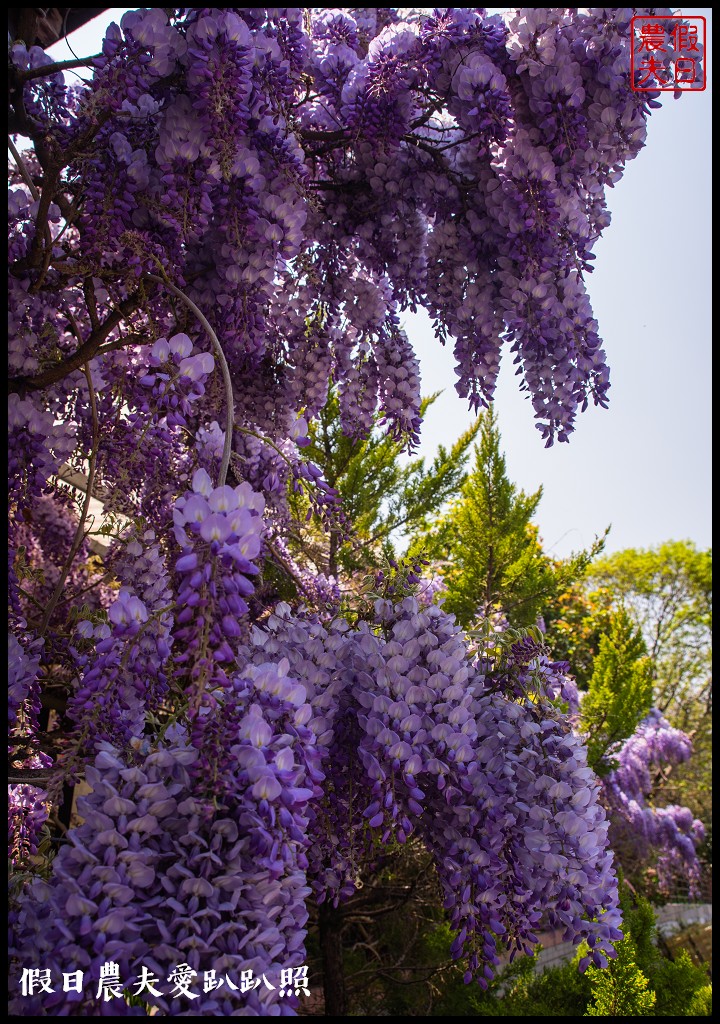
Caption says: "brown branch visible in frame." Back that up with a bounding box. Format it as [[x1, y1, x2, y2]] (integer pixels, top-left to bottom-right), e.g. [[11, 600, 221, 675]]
[[7, 136, 40, 199], [27, 162, 60, 272], [15, 54, 102, 82], [10, 80, 115, 257], [8, 135, 56, 265], [8, 767, 56, 784], [299, 128, 349, 143], [55, 571, 115, 610], [83, 277, 101, 331], [265, 538, 317, 604], [307, 179, 372, 193], [36, 362, 100, 636], [9, 288, 149, 395], [94, 332, 154, 356]]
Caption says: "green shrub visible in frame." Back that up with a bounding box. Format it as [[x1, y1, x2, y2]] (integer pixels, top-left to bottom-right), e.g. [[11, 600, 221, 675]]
[[652, 949, 711, 1016], [686, 984, 712, 1016], [584, 936, 656, 1016]]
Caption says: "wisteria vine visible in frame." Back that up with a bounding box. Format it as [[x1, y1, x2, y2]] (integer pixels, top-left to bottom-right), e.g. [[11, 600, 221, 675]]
[[8, 6, 703, 1017]]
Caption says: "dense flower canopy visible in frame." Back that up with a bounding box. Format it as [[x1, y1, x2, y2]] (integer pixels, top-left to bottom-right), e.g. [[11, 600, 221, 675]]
[[8, 6, 700, 1016], [10, 6, 679, 453]]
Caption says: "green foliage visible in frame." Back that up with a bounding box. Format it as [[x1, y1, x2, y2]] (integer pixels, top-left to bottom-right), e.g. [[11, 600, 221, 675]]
[[620, 888, 658, 974], [579, 880, 655, 1016], [522, 964, 590, 1016], [411, 407, 606, 628], [651, 949, 712, 1017], [565, 542, 712, 840], [422, 923, 488, 1016], [584, 935, 656, 1016], [331, 869, 711, 1016], [425, 943, 595, 1017], [587, 542, 712, 733], [421, 925, 591, 1017], [496, 954, 592, 1017], [544, 583, 615, 690], [600, 881, 711, 1018], [289, 389, 481, 578], [686, 985, 712, 1016], [580, 607, 654, 773], [462, 880, 709, 1018], [590, 542, 712, 635]]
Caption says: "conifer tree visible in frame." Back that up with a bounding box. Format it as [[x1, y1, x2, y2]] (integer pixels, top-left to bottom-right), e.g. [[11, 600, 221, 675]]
[[285, 389, 482, 579], [580, 608, 655, 774], [411, 407, 606, 627], [548, 543, 712, 841], [584, 934, 656, 1016]]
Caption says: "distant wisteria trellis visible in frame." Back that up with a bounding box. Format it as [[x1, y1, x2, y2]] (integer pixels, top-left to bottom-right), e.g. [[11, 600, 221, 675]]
[[604, 709, 705, 893], [8, 7, 703, 1015]]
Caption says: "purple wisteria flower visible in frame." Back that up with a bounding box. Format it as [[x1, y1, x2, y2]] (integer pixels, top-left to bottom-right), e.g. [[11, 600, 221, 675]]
[[603, 709, 705, 894], [8, 6, 692, 1007]]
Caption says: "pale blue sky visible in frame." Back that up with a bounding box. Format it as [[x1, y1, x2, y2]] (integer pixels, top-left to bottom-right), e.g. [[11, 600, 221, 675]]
[[47, 9, 712, 559]]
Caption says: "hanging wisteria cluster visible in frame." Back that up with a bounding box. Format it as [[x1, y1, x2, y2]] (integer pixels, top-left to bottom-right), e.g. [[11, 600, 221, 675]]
[[8, 6, 700, 1016], [244, 601, 623, 969], [11, 596, 624, 1015], [603, 709, 706, 895], [10, 7, 682, 452]]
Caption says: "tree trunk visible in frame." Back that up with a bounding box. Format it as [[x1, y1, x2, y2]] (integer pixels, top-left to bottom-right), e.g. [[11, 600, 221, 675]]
[[319, 901, 347, 1016]]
